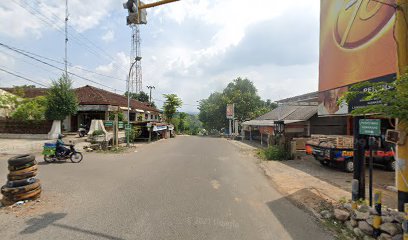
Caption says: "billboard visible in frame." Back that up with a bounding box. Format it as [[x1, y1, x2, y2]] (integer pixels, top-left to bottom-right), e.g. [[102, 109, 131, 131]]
[[318, 0, 397, 116], [226, 104, 234, 119]]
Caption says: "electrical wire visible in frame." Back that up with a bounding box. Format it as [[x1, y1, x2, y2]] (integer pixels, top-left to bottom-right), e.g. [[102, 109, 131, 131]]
[[13, 0, 130, 76], [0, 67, 48, 87], [0, 42, 121, 92]]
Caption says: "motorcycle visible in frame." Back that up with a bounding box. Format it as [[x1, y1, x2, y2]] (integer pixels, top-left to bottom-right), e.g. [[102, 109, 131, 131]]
[[43, 142, 83, 163], [78, 124, 89, 137]]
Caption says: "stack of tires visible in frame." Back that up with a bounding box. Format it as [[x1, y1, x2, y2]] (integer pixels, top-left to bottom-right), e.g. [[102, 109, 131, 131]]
[[1, 154, 41, 206]]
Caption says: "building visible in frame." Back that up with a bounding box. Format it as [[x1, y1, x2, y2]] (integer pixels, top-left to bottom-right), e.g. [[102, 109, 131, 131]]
[[0, 85, 162, 132]]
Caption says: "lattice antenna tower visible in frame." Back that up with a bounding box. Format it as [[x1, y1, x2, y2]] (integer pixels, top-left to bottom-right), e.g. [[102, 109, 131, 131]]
[[130, 24, 142, 93]]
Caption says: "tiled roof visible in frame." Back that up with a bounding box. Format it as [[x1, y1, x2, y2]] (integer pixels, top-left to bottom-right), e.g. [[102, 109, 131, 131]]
[[1, 85, 160, 113], [75, 85, 160, 113], [0, 87, 48, 98]]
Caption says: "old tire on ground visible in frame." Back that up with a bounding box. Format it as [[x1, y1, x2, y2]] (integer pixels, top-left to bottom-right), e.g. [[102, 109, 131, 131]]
[[8, 154, 35, 167], [6, 177, 36, 188], [7, 171, 37, 181], [8, 160, 37, 171], [344, 159, 354, 173], [6, 186, 41, 202], [9, 165, 38, 176], [1, 179, 41, 195], [70, 152, 83, 163]]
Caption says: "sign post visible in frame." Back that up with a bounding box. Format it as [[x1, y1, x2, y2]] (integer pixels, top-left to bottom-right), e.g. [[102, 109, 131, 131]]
[[226, 104, 234, 137], [359, 119, 381, 206]]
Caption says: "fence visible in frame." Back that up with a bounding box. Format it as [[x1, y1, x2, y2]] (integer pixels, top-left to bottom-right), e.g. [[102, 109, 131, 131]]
[[0, 120, 53, 134]]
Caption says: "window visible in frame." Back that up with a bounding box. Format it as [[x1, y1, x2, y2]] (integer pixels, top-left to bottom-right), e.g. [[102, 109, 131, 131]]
[[145, 114, 148, 120]]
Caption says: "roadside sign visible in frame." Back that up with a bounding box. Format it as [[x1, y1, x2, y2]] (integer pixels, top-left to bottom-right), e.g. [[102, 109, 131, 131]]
[[125, 124, 131, 130], [226, 104, 234, 119], [359, 119, 381, 136], [118, 122, 124, 129], [104, 121, 114, 127]]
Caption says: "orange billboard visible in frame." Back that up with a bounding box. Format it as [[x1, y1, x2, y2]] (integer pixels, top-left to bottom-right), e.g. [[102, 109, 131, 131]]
[[319, 0, 397, 92]]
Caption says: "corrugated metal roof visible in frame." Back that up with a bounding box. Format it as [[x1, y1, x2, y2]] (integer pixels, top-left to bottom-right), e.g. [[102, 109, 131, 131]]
[[242, 105, 317, 126]]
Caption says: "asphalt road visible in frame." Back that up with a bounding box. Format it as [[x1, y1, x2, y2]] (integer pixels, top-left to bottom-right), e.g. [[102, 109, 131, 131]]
[[0, 136, 332, 240]]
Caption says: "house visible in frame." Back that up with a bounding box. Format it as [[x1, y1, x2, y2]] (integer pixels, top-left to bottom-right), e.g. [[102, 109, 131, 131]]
[[1, 85, 162, 132], [242, 91, 349, 144]]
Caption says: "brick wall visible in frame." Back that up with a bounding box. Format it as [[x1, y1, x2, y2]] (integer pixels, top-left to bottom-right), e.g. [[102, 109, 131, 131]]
[[0, 120, 53, 134]]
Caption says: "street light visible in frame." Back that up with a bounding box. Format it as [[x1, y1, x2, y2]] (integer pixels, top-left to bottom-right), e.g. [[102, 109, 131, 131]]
[[127, 57, 141, 147]]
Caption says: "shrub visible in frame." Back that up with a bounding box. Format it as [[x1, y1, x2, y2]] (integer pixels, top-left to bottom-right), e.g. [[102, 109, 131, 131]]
[[264, 145, 291, 161], [92, 130, 105, 136]]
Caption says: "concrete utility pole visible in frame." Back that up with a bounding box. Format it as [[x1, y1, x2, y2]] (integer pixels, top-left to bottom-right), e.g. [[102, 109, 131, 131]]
[[395, 0, 408, 211], [147, 85, 155, 103]]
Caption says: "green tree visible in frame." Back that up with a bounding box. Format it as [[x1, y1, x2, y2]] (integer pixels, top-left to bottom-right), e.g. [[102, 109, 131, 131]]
[[0, 92, 19, 118], [12, 96, 46, 120], [45, 75, 78, 120], [341, 74, 408, 125], [177, 112, 188, 133], [199, 77, 273, 131], [125, 91, 149, 103], [163, 94, 182, 123]]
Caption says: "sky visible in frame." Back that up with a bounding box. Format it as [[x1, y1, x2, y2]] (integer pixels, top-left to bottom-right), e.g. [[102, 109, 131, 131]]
[[0, 0, 321, 112]]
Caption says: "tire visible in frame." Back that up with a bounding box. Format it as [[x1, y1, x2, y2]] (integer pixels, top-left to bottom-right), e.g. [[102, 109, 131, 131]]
[[344, 159, 354, 173], [8, 160, 37, 171], [8, 154, 35, 167], [70, 152, 83, 163], [79, 131, 85, 137], [7, 171, 37, 181], [6, 177, 36, 188], [386, 160, 396, 172], [43, 155, 55, 163], [1, 179, 40, 195], [9, 165, 38, 176], [319, 160, 329, 166], [6, 186, 41, 202]]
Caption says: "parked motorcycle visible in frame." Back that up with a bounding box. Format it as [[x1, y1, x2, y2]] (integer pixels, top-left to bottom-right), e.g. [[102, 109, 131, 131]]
[[43, 142, 83, 163], [78, 124, 89, 137]]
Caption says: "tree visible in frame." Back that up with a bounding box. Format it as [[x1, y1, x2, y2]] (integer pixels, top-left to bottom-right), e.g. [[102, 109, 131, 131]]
[[341, 74, 408, 125], [0, 92, 19, 118], [124, 91, 149, 102], [177, 112, 188, 133], [163, 94, 182, 123], [45, 75, 78, 120], [12, 96, 46, 120], [199, 77, 274, 131]]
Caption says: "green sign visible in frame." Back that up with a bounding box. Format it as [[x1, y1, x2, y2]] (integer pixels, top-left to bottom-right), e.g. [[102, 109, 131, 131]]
[[104, 121, 113, 127], [359, 119, 381, 136], [118, 122, 124, 129], [125, 124, 131, 130]]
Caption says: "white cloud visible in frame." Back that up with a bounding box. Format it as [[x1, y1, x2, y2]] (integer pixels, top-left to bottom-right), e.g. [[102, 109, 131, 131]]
[[102, 30, 115, 43]]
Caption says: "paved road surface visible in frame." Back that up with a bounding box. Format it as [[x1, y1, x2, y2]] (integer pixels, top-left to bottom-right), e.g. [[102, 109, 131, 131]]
[[0, 136, 332, 240]]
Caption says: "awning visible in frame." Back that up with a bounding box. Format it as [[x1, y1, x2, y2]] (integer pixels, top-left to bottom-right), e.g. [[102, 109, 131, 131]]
[[135, 109, 144, 113], [146, 111, 151, 114], [120, 107, 130, 110], [153, 125, 167, 131]]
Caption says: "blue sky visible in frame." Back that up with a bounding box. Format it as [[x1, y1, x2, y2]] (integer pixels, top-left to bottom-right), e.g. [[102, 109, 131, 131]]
[[0, 0, 320, 112]]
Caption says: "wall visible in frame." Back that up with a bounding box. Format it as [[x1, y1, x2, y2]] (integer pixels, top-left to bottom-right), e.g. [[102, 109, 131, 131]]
[[0, 120, 53, 134], [309, 114, 348, 135]]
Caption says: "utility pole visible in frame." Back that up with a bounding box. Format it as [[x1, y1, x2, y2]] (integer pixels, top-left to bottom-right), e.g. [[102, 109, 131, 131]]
[[395, 0, 408, 212], [64, 0, 69, 78], [147, 85, 155, 103]]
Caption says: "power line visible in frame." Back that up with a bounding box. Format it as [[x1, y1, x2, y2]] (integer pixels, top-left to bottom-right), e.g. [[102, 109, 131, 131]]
[[13, 0, 129, 75], [0, 42, 120, 92], [0, 67, 48, 87], [16, 46, 127, 81]]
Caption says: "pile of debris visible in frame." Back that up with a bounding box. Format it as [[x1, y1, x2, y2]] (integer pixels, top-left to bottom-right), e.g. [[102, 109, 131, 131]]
[[321, 202, 404, 240], [1, 154, 41, 206]]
